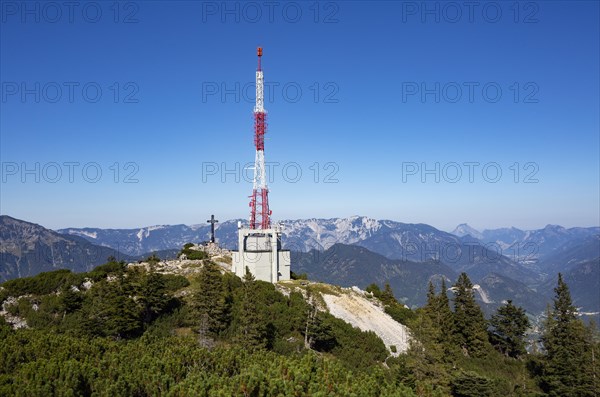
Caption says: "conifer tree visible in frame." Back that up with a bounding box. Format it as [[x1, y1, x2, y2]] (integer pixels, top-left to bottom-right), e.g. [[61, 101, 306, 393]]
[[434, 280, 453, 331], [434, 279, 454, 353], [59, 285, 83, 314], [304, 288, 318, 349], [426, 280, 436, 304], [422, 281, 441, 334], [303, 289, 335, 351], [83, 279, 142, 338], [380, 282, 396, 305], [407, 281, 453, 393], [235, 267, 267, 350], [583, 321, 600, 395], [420, 279, 454, 358], [420, 281, 440, 337], [489, 300, 530, 358], [541, 274, 594, 396], [134, 270, 168, 325], [452, 273, 489, 357], [366, 283, 382, 298], [194, 261, 229, 336]]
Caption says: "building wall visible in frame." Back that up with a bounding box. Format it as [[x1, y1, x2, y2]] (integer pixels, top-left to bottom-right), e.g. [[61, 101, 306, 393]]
[[278, 251, 291, 280], [232, 228, 290, 283]]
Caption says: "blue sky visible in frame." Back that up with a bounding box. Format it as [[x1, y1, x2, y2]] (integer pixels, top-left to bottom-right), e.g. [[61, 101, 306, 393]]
[[1, 1, 598, 231]]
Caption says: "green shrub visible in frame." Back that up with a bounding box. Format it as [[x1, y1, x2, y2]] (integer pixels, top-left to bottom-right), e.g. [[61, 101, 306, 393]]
[[1, 269, 75, 296], [185, 250, 207, 260], [385, 303, 416, 325], [161, 274, 190, 291], [177, 244, 208, 260], [87, 261, 127, 281], [451, 371, 497, 397], [5, 301, 19, 316], [145, 254, 161, 264], [0, 289, 9, 305], [290, 271, 308, 280], [366, 283, 382, 298]]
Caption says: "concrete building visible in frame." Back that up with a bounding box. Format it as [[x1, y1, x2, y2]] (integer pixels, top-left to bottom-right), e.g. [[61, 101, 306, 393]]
[[232, 224, 290, 282]]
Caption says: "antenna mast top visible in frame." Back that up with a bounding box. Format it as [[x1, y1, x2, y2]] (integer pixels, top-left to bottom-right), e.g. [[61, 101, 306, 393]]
[[257, 47, 262, 70]]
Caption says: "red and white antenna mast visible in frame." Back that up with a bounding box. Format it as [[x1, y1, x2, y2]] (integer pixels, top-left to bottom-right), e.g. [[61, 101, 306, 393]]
[[249, 47, 271, 229]]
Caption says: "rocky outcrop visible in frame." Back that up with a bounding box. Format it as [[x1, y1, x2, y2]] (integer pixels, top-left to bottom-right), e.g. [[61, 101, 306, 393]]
[[321, 287, 411, 356]]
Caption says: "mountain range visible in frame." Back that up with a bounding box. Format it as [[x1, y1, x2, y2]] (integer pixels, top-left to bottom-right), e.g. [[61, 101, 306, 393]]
[[292, 243, 551, 316], [58, 217, 599, 265], [0, 216, 133, 281], [58, 216, 598, 282], [451, 223, 600, 263], [2, 215, 598, 319]]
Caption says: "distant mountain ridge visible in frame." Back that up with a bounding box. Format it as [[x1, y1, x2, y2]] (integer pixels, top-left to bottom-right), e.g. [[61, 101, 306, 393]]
[[59, 217, 599, 260], [0, 216, 133, 282], [57, 216, 598, 283], [60, 216, 585, 284], [293, 243, 457, 307], [2, 215, 597, 317], [552, 259, 600, 314], [56, 216, 597, 316], [293, 243, 547, 316], [450, 223, 599, 262]]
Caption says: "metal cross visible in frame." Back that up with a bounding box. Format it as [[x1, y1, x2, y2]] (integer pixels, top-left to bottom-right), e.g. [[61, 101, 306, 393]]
[[206, 215, 219, 243]]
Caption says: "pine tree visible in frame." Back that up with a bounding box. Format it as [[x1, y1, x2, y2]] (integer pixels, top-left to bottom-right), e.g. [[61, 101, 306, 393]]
[[303, 289, 335, 351], [419, 281, 441, 341], [435, 279, 455, 353], [380, 282, 396, 305], [304, 288, 318, 350], [426, 280, 436, 304], [452, 273, 489, 357], [242, 266, 255, 283], [194, 261, 229, 336], [366, 283, 382, 298], [407, 281, 453, 393], [421, 279, 454, 358], [584, 321, 600, 395], [59, 285, 83, 314], [451, 371, 496, 397], [541, 273, 595, 396], [489, 300, 530, 358], [423, 281, 441, 329], [406, 313, 451, 393], [83, 279, 142, 339], [235, 267, 267, 350], [136, 270, 168, 325]]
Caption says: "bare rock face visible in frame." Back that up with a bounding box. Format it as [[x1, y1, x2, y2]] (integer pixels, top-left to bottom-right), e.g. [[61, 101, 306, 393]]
[[277, 282, 411, 357], [198, 242, 229, 257], [0, 296, 28, 329], [321, 287, 411, 356]]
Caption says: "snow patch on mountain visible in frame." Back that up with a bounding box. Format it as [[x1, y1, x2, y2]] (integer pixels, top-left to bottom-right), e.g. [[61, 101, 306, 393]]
[[136, 225, 167, 242], [65, 230, 97, 239]]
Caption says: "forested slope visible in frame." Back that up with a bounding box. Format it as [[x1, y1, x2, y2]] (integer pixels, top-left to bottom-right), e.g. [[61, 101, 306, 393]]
[[0, 250, 597, 396]]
